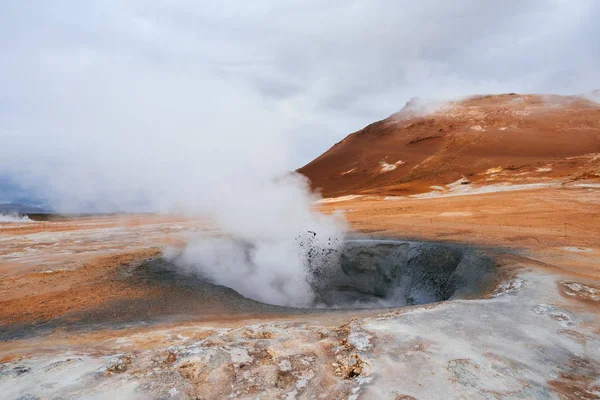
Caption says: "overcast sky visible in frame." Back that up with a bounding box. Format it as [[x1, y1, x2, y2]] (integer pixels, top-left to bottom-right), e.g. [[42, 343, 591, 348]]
[[1, 1, 599, 210]]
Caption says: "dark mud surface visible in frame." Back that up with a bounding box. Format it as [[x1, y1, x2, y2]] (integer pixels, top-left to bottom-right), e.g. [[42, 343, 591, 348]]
[[1, 239, 502, 341], [312, 239, 498, 307]]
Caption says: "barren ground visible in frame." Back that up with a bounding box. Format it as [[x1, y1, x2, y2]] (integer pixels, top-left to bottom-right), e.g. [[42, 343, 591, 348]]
[[1, 184, 599, 399], [298, 94, 600, 198]]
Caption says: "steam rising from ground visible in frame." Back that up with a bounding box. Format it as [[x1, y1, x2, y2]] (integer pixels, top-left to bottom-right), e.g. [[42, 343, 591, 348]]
[[0, 63, 349, 305], [167, 208, 346, 306], [166, 174, 347, 307], [0, 213, 32, 223], [0, 32, 350, 305]]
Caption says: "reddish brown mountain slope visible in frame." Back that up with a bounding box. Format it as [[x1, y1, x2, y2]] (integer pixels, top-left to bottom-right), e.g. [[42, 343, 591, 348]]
[[298, 93, 600, 197]]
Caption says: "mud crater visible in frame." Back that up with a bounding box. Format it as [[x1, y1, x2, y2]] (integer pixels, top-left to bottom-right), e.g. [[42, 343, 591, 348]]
[[0, 239, 502, 341], [151, 239, 499, 310], [309, 239, 497, 308]]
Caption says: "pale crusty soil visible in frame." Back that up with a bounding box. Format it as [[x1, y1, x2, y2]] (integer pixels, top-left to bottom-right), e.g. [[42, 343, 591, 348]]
[[0, 187, 598, 399]]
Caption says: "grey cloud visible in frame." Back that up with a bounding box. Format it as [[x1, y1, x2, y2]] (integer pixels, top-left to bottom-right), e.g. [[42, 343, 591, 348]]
[[1, 0, 599, 195]]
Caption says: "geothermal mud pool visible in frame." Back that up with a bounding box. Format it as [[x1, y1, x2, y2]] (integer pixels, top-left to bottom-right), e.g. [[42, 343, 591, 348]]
[[2, 229, 599, 399], [311, 239, 497, 308], [133, 239, 499, 313], [104, 239, 500, 319]]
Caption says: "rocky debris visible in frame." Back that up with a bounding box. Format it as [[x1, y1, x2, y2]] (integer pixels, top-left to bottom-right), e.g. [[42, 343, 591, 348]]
[[332, 353, 365, 379], [0, 364, 31, 380], [164, 323, 357, 399], [103, 353, 133, 374], [164, 351, 177, 365], [560, 281, 600, 303], [12, 366, 30, 376], [532, 304, 578, 327], [44, 322, 368, 399], [82, 320, 372, 398], [492, 278, 525, 297], [331, 318, 372, 383]]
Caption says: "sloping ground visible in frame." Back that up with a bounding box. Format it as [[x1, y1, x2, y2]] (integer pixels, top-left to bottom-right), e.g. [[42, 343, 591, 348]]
[[298, 93, 600, 197]]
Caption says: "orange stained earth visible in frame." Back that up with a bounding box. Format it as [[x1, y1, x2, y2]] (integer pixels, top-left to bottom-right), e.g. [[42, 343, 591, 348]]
[[0, 185, 598, 332], [298, 93, 600, 197]]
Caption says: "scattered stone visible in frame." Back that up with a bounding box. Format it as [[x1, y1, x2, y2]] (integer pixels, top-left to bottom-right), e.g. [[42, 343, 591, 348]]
[[105, 354, 133, 374], [333, 353, 365, 379], [560, 281, 600, 303], [331, 319, 371, 381], [13, 366, 30, 376], [165, 352, 177, 365], [532, 304, 578, 327], [492, 278, 525, 297]]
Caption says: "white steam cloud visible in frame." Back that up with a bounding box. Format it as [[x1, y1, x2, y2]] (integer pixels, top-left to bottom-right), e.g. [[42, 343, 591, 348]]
[[167, 180, 346, 306], [0, 72, 349, 305], [165, 173, 347, 307], [0, 213, 33, 223], [0, 37, 349, 306], [1, 1, 599, 304]]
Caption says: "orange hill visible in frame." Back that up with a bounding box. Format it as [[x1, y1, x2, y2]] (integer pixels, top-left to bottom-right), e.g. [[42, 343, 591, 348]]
[[298, 93, 600, 198]]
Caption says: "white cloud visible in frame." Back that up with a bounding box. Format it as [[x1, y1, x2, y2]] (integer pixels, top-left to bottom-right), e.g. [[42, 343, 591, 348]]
[[1, 1, 599, 174]]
